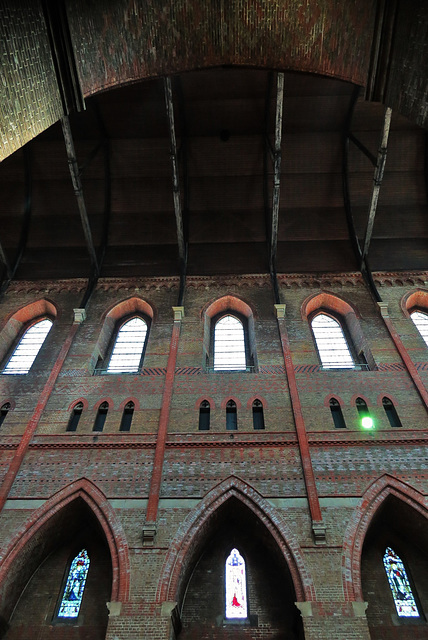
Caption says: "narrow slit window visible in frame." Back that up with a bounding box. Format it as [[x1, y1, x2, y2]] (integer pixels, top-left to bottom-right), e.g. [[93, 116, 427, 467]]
[[93, 402, 109, 432], [214, 315, 246, 371], [199, 400, 210, 431], [311, 314, 354, 369], [329, 398, 346, 429], [252, 399, 265, 430], [3, 318, 53, 375], [107, 317, 148, 374], [120, 401, 134, 432], [57, 549, 90, 619], [382, 397, 402, 428], [410, 310, 428, 347], [383, 547, 419, 618], [225, 548, 248, 619], [0, 402, 10, 429], [67, 402, 83, 432], [226, 400, 237, 431]]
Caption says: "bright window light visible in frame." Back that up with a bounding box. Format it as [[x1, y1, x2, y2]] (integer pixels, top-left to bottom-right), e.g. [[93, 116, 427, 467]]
[[410, 311, 428, 347], [58, 549, 90, 618], [3, 318, 53, 375], [214, 315, 246, 371], [225, 548, 248, 619], [311, 314, 354, 369], [107, 317, 147, 373], [383, 547, 419, 617]]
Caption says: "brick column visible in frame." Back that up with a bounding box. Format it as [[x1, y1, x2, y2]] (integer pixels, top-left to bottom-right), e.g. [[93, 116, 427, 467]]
[[143, 306, 184, 543], [378, 302, 428, 412], [0, 308, 86, 513], [295, 602, 370, 640], [275, 304, 326, 543]]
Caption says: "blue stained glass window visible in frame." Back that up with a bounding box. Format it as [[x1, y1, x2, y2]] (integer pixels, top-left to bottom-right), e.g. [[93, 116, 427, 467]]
[[225, 548, 248, 619], [58, 549, 90, 618], [383, 547, 419, 618]]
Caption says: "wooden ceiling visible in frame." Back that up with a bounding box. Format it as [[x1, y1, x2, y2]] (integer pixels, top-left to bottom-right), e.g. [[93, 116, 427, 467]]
[[0, 68, 427, 280]]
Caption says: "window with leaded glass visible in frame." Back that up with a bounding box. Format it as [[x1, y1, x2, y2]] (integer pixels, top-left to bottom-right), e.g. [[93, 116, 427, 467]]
[[410, 310, 428, 348], [225, 548, 248, 620], [3, 318, 53, 375], [311, 313, 354, 369], [57, 549, 90, 619], [214, 315, 246, 371], [383, 547, 420, 618], [106, 317, 148, 374]]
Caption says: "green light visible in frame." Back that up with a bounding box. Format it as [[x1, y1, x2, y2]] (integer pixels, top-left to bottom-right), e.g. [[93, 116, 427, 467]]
[[361, 416, 374, 429]]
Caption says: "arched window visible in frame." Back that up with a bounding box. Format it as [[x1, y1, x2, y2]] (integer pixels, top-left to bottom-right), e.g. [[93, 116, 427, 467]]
[[67, 402, 83, 432], [106, 317, 148, 373], [214, 315, 246, 371], [382, 397, 402, 428], [226, 400, 237, 430], [252, 399, 265, 430], [225, 548, 248, 619], [311, 313, 354, 369], [199, 400, 210, 431], [93, 402, 109, 432], [120, 401, 134, 432], [329, 398, 346, 429], [3, 318, 53, 375], [0, 402, 10, 429], [57, 549, 90, 619], [356, 397, 369, 418], [410, 310, 428, 347], [383, 547, 419, 618]]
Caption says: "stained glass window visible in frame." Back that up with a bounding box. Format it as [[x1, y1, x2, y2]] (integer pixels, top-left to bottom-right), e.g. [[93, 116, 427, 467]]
[[214, 315, 246, 371], [3, 318, 53, 374], [383, 547, 419, 618], [410, 311, 428, 348], [225, 548, 248, 619], [311, 313, 354, 369], [107, 317, 148, 373], [58, 549, 90, 618]]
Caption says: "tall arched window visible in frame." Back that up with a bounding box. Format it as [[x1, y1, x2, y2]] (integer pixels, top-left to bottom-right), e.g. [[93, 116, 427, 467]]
[[93, 402, 109, 432], [382, 397, 402, 428], [410, 310, 428, 347], [199, 400, 210, 431], [214, 315, 246, 371], [3, 318, 53, 375], [311, 313, 354, 369], [252, 399, 265, 430], [329, 398, 346, 429], [57, 549, 90, 619], [67, 402, 83, 432], [106, 317, 148, 373], [120, 401, 134, 432], [383, 547, 419, 618], [225, 548, 248, 619], [226, 400, 237, 430]]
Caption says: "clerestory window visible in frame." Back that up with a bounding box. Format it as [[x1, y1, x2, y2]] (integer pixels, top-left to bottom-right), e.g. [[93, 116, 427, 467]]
[[93, 402, 109, 432], [214, 315, 246, 371], [106, 317, 148, 374], [329, 398, 346, 429], [383, 547, 420, 618], [410, 310, 428, 348], [225, 548, 248, 620], [226, 400, 238, 430], [311, 313, 354, 369], [199, 400, 210, 431], [3, 318, 53, 375], [120, 401, 134, 432], [67, 402, 83, 432], [382, 397, 402, 428], [57, 549, 90, 619], [252, 399, 265, 430]]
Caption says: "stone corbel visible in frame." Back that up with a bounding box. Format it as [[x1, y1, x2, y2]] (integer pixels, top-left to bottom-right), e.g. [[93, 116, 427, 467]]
[[142, 521, 157, 545], [377, 302, 389, 318], [274, 303, 286, 318], [106, 601, 122, 617], [172, 306, 185, 321], [311, 519, 326, 545], [73, 308, 86, 323]]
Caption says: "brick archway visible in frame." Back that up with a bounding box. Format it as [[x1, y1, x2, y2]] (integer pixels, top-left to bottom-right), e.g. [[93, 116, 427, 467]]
[[0, 478, 130, 603], [341, 474, 428, 601], [156, 475, 314, 604]]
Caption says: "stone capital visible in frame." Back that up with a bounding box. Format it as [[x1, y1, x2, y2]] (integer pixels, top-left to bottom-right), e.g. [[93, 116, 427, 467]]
[[274, 303, 286, 318], [73, 308, 86, 323], [172, 306, 185, 321]]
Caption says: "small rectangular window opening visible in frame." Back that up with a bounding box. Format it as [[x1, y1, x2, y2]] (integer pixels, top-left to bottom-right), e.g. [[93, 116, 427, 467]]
[[252, 400, 265, 430], [199, 401, 210, 431], [226, 401, 237, 431], [120, 402, 134, 432]]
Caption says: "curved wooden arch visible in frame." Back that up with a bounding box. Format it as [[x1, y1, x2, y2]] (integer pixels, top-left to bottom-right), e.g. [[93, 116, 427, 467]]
[[156, 475, 314, 604], [0, 478, 130, 603], [341, 474, 428, 601]]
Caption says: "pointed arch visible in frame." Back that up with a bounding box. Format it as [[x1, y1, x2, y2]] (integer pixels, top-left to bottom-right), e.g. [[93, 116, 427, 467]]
[[0, 478, 130, 605], [156, 475, 314, 605], [341, 474, 428, 601]]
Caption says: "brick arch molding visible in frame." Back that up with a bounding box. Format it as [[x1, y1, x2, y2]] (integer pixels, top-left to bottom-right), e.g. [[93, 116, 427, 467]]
[[301, 290, 360, 321], [0, 478, 130, 603], [156, 475, 315, 604], [341, 474, 428, 601]]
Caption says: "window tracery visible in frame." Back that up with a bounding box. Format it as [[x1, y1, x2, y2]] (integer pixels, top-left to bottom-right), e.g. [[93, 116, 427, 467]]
[[225, 548, 248, 620], [383, 547, 419, 618], [57, 549, 90, 619]]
